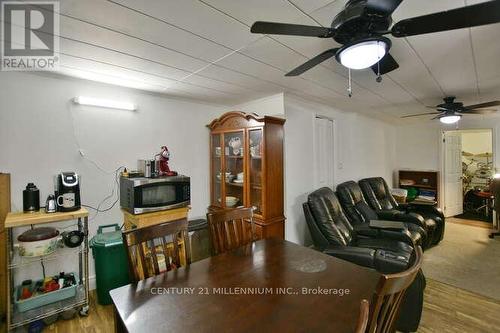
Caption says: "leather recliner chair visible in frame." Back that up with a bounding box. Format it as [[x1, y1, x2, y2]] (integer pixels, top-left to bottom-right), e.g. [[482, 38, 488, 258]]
[[304, 187, 425, 332], [359, 177, 445, 245], [336, 181, 430, 249], [303, 187, 413, 273]]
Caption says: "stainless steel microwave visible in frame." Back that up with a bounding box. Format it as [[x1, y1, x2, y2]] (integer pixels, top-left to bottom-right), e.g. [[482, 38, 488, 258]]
[[120, 175, 190, 214]]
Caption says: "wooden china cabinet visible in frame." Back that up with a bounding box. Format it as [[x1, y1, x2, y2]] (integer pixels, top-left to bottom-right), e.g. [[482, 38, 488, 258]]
[[207, 111, 286, 239]]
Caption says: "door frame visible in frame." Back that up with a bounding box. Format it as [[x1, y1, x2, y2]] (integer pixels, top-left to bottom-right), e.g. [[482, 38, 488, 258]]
[[439, 128, 496, 216], [313, 114, 337, 189]]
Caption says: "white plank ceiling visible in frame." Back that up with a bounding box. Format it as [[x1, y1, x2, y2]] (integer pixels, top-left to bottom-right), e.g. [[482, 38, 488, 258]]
[[29, 0, 500, 120]]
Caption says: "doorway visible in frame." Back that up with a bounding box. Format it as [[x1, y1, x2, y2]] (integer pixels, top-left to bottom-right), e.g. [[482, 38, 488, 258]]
[[443, 129, 494, 224], [313, 116, 335, 189]]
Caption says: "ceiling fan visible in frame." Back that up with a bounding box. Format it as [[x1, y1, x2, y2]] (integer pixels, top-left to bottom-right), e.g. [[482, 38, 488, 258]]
[[250, 0, 500, 80], [401, 97, 500, 124]]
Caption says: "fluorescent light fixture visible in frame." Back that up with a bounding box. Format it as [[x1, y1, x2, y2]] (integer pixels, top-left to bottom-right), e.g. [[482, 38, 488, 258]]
[[73, 96, 136, 111], [337, 38, 389, 70], [439, 115, 461, 124]]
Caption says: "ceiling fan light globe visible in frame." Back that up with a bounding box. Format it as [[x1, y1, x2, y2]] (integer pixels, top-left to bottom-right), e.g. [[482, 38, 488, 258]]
[[439, 115, 461, 124], [338, 40, 388, 70]]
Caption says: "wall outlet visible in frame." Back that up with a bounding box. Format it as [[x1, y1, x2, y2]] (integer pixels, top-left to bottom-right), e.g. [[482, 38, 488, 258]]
[[338, 162, 344, 170]]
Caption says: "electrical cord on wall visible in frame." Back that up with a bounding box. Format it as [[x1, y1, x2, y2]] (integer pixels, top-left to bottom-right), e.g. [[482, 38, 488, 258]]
[[82, 165, 124, 222], [68, 101, 126, 221]]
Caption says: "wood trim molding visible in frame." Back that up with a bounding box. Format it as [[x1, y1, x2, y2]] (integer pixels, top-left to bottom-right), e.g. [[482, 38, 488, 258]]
[[0, 173, 11, 326], [207, 111, 285, 130]]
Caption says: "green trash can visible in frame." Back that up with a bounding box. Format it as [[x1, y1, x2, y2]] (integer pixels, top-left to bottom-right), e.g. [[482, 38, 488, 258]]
[[90, 224, 130, 305]]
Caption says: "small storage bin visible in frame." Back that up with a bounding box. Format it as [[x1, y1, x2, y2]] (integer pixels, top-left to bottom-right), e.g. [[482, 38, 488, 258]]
[[188, 219, 211, 262], [14, 273, 78, 313], [392, 188, 408, 204], [90, 224, 130, 305]]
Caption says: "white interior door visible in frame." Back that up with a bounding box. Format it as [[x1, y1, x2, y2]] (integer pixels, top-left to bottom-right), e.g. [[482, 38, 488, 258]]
[[444, 131, 463, 217], [314, 116, 335, 189]]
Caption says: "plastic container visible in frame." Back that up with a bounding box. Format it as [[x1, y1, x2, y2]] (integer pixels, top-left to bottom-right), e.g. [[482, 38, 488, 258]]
[[391, 188, 408, 204], [188, 219, 211, 262], [90, 224, 130, 305], [15, 274, 78, 313]]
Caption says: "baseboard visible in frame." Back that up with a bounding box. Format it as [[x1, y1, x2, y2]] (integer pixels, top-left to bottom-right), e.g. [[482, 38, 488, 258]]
[[88, 275, 96, 291]]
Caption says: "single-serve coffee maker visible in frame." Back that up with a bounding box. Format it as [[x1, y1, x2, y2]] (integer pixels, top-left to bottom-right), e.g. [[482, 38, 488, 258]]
[[56, 172, 81, 212]]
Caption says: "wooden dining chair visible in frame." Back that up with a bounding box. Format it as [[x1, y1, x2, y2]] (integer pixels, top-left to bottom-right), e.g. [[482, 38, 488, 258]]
[[355, 299, 370, 333], [122, 218, 191, 282], [206, 207, 255, 255], [366, 246, 424, 333]]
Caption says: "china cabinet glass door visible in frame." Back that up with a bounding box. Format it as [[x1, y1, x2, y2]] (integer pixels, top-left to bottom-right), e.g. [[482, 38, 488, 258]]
[[211, 134, 222, 207], [223, 131, 245, 208], [249, 128, 263, 215]]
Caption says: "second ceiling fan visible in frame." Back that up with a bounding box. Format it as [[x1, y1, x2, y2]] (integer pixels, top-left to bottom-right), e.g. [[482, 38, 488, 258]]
[[401, 97, 500, 124], [250, 0, 500, 78]]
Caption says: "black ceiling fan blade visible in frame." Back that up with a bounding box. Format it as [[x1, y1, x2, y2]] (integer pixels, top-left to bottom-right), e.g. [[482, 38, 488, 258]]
[[251, 21, 334, 37], [401, 112, 442, 118], [285, 49, 339, 76], [366, 0, 403, 15], [461, 109, 498, 115], [463, 100, 500, 109], [370, 53, 399, 75], [391, 0, 500, 37]]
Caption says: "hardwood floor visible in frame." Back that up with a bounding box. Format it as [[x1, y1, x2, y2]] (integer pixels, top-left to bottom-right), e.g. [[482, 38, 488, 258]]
[[419, 279, 500, 333], [447, 217, 494, 229], [43, 290, 113, 333], [44, 279, 500, 332]]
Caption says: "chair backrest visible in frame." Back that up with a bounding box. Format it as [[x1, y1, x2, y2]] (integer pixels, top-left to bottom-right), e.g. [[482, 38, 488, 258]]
[[337, 181, 379, 225], [122, 218, 191, 282], [367, 246, 423, 333], [359, 177, 399, 211], [490, 177, 500, 212], [355, 299, 370, 333], [306, 187, 354, 246], [302, 203, 331, 250], [206, 207, 255, 255]]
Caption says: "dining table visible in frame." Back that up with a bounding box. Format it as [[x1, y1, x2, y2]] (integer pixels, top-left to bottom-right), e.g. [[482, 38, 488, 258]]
[[110, 238, 381, 333]]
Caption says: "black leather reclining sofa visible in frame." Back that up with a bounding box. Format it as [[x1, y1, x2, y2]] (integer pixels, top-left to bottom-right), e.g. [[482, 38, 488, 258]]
[[336, 181, 434, 249], [359, 177, 445, 245], [303, 187, 413, 273], [303, 186, 426, 332]]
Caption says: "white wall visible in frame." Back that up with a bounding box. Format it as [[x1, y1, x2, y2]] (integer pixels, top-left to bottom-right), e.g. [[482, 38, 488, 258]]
[[395, 118, 500, 172], [462, 130, 492, 155], [232, 93, 285, 117], [394, 122, 442, 171], [0, 72, 399, 282], [0, 72, 224, 286], [394, 118, 500, 209], [283, 94, 396, 245]]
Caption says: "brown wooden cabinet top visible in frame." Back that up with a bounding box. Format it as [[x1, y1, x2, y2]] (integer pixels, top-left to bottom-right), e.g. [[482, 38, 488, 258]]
[[111, 238, 380, 333], [207, 111, 285, 130]]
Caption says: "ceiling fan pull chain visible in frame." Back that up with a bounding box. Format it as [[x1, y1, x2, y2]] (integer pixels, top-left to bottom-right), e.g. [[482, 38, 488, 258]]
[[376, 41, 382, 83], [348, 68, 352, 98]]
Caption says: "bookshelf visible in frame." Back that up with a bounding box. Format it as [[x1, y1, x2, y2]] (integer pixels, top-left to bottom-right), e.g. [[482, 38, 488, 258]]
[[398, 170, 439, 203]]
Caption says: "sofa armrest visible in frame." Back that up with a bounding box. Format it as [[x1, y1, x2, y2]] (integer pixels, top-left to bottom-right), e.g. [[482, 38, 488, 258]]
[[407, 204, 445, 219], [323, 246, 410, 274], [369, 220, 406, 230], [376, 210, 401, 220], [382, 210, 427, 229], [353, 224, 381, 237], [323, 246, 376, 268], [374, 250, 410, 274], [353, 222, 413, 245]]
